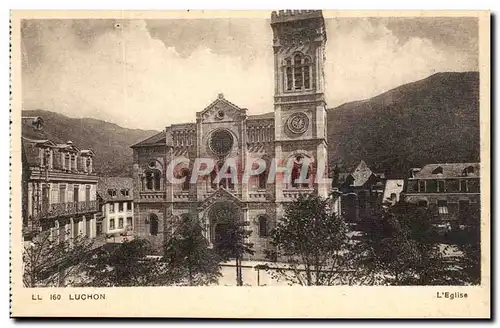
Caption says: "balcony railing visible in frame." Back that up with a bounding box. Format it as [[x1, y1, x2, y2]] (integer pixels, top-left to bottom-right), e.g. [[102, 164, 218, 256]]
[[36, 200, 98, 219]]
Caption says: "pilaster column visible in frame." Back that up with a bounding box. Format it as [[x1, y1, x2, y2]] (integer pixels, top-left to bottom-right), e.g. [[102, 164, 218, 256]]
[[67, 218, 73, 247], [274, 144, 283, 202], [81, 216, 86, 236]]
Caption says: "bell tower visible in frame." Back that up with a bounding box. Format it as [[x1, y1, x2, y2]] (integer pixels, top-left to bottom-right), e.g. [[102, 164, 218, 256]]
[[271, 10, 329, 199]]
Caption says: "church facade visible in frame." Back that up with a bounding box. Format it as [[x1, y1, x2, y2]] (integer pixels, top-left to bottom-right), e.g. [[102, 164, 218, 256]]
[[131, 10, 335, 259]]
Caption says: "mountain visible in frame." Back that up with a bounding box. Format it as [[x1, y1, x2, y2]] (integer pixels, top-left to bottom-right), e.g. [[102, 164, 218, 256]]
[[327, 72, 480, 178], [21, 110, 159, 177], [22, 72, 480, 179]]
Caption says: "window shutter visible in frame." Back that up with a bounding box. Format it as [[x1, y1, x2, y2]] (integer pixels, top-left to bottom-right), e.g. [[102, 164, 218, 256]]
[[53, 151, 62, 169]]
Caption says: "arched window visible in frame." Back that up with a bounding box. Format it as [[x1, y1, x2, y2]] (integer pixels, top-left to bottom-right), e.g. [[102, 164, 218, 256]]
[[290, 155, 310, 189], [303, 57, 311, 89], [212, 162, 234, 190], [210, 166, 218, 190], [293, 54, 303, 89], [145, 169, 161, 191], [284, 53, 312, 92], [258, 216, 268, 237], [285, 58, 293, 91], [258, 169, 267, 189], [149, 214, 159, 236], [180, 168, 191, 191], [291, 163, 301, 188]]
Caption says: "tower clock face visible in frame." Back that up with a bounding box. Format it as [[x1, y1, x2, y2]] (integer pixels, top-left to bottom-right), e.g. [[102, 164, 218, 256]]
[[287, 112, 309, 134]]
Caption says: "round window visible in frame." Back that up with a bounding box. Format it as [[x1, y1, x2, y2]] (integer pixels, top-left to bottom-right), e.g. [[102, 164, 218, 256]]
[[216, 109, 225, 120], [209, 129, 234, 156]]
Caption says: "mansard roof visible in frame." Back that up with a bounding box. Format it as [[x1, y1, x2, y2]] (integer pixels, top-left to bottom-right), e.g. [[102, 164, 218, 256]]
[[22, 137, 92, 166], [97, 176, 134, 202], [130, 131, 166, 148], [22, 138, 45, 167], [411, 163, 480, 179]]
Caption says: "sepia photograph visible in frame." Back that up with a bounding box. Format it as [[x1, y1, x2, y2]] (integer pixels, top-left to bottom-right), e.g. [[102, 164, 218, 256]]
[[10, 9, 491, 318]]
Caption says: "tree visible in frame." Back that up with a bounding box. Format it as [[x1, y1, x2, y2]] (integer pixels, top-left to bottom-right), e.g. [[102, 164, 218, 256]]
[[357, 202, 449, 285], [78, 238, 166, 287], [447, 205, 481, 285], [211, 206, 255, 286], [264, 194, 362, 286], [163, 216, 222, 286], [23, 230, 95, 287]]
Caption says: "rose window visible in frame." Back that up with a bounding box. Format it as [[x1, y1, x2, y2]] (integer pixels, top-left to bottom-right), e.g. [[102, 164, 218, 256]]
[[209, 129, 234, 156]]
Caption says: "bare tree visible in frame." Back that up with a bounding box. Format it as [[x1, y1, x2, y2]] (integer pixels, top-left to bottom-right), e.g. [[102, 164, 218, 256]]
[[23, 230, 95, 287]]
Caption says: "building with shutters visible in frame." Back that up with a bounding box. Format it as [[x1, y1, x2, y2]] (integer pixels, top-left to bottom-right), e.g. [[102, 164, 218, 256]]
[[21, 123, 100, 243], [130, 10, 339, 259], [97, 177, 134, 239], [403, 163, 480, 227]]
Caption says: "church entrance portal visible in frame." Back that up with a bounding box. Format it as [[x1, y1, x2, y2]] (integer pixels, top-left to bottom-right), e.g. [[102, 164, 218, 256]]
[[208, 201, 240, 245]]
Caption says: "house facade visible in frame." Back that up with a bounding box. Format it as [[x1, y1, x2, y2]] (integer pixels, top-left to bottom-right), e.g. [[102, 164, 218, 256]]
[[336, 160, 386, 222], [97, 177, 134, 238], [21, 136, 99, 243], [403, 163, 481, 226], [131, 10, 335, 259]]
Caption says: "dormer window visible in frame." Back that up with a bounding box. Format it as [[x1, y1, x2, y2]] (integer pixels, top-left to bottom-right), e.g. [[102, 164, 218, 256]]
[[108, 189, 117, 197], [432, 166, 443, 175], [71, 154, 76, 170], [284, 53, 312, 92], [39, 148, 51, 167], [87, 157, 93, 174], [121, 189, 129, 196], [65, 153, 70, 170], [463, 165, 475, 176]]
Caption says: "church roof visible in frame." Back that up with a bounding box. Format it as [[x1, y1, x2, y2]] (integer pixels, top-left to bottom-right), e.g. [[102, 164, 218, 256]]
[[196, 93, 247, 120], [130, 131, 166, 148], [248, 112, 274, 120]]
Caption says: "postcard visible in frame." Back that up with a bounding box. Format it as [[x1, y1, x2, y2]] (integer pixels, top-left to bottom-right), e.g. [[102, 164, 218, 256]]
[[10, 9, 490, 318]]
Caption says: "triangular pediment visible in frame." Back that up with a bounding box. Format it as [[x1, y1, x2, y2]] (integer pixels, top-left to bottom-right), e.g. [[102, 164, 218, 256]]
[[80, 149, 96, 157], [197, 93, 247, 123], [199, 187, 242, 210]]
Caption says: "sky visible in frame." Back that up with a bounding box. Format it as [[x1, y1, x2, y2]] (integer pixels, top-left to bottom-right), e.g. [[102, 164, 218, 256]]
[[21, 14, 479, 130]]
